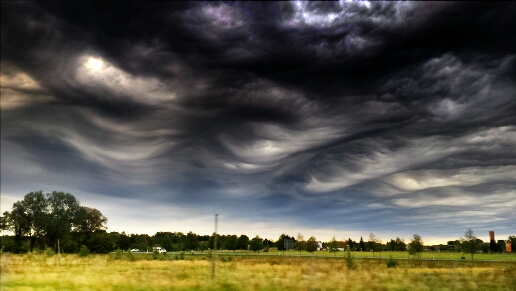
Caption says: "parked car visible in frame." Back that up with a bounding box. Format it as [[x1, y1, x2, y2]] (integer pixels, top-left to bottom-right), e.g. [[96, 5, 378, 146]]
[[130, 249, 139, 252], [152, 247, 167, 253]]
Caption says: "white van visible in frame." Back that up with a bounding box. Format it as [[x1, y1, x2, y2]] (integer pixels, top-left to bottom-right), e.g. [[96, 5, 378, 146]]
[[152, 247, 167, 253]]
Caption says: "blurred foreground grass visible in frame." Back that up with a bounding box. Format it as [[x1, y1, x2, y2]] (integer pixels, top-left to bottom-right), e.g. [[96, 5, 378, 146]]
[[1, 253, 515, 290]]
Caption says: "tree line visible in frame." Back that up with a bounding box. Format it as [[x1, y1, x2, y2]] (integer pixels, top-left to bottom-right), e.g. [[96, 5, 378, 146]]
[[2, 191, 515, 258], [1, 191, 107, 253]]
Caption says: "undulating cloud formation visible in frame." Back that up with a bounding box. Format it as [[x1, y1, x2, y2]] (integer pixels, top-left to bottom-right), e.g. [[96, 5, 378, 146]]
[[2, 1, 515, 243]]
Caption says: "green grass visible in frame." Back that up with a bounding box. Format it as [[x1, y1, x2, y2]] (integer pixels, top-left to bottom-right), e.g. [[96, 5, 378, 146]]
[[210, 249, 516, 261], [1, 252, 515, 290]]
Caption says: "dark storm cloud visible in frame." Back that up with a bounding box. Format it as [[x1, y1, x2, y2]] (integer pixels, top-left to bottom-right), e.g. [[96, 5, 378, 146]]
[[2, 1, 515, 240]]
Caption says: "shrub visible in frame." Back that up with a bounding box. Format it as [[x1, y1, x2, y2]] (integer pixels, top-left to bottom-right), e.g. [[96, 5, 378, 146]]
[[152, 251, 159, 260], [386, 255, 398, 268], [78, 245, 90, 258], [45, 247, 55, 257], [220, 255, 233, 262], [26, 252, 36, 260], [344, 252, 356, 270], [1, 239, 28, 254], [3, 245, 28, 254], [114, 249, 123, 260], [127, 249, 136, 261]]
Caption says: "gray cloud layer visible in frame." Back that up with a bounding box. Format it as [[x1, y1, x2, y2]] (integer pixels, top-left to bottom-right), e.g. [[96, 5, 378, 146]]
[[1, 1, 515, 241]]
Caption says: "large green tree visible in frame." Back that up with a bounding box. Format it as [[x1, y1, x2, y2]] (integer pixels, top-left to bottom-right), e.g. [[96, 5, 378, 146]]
[[75, 207, 108, 233], [359, 236, 365, 251], [1, 207, 29, 252], [408, 234, 424, 259], [2, 190, 107, 253], [45, 191, 82, 252], [236, 234, 249, 251], [263, 239, 271, 252], [295, 233, 306, 255], [328, 236, 339, 256], [367, 233, 382, 257], [275, 233, 294, 251], [306, 236, 318, 253], [0, 214, 8, 231], [19, 191, 49, 252], [508, 236, 516, 253], [346, 238, 357, 251], [461, 228, 478, 260], [387, 237, 406, 252], [88, 230, 115, 254], [117, 231, 131, 250], [185, 231, 198, 251], [250, 235, 264, 253], [1, 191, 48, 252], [17, 191, 48, 252], [208, 233, 221, 250], [225, 235, 238, 251], [74, 206, 108, 249]]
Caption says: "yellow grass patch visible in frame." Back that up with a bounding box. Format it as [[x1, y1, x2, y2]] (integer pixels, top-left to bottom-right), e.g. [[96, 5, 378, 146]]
[[1, 253, 515, 290]]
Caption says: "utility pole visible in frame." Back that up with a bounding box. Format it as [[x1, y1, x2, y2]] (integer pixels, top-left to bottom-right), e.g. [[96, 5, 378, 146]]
[[211, 214, 218, 279]]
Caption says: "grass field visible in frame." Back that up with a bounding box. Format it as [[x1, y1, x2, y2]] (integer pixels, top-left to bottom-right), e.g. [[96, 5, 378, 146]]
[[225, 250, 516, 261], [1, 252, 515, 290]]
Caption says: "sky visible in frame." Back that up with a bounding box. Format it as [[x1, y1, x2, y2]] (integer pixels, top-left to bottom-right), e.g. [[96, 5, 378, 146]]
[[1, 1, 515, 245]]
